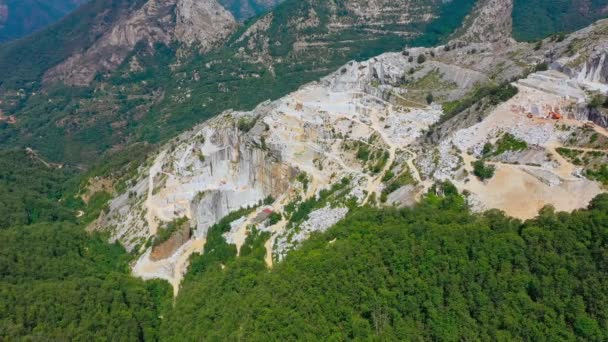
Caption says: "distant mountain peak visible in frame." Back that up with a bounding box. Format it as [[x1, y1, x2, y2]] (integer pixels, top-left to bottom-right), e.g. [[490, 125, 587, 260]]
[[43, 0, 238, 86], [0, 0, 89, 42]]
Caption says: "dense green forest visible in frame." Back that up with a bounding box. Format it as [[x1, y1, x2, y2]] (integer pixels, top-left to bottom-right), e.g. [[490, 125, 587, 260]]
[[0, 222, 172, 340], [0, 150, 173, 339], [0, 148, 607, 340], [512, 0, 608, 41], [160, 185, 608, 340], [0, 149, 78, 228]]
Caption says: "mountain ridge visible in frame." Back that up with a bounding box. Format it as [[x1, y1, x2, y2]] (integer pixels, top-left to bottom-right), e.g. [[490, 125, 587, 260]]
[[1, 0, 608, 339], [0, 0, 478, 164], [89, 0, 608, 294]]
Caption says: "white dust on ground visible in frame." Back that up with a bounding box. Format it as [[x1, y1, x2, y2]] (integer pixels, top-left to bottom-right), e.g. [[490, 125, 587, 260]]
[[460, 157, 602, 220], [451, 74, 606, 220]]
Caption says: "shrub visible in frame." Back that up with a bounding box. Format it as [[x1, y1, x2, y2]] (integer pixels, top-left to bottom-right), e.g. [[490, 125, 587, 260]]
[[473, 160, 495, 180]]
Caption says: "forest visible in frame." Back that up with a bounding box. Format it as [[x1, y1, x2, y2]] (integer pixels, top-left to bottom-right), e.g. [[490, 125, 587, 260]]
[[162, 184, 608, 341], [0, 0, 607, 338], [1, 153, 606, 341], [0, 149, 78, 228], [0, 150, 172, 339], [512, 0, 608, 41]]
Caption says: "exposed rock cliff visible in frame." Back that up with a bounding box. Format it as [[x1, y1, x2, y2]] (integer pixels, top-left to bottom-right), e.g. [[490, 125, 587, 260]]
[[44, 0, 237, 86], [175, 0, 237, 48], [455, 0, 513, 45], [90, 3, 608, 293], [578, 48, 608, 85]]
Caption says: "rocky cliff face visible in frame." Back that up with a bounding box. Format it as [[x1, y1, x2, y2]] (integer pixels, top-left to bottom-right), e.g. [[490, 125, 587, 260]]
[[91, 112, 297, 251], [455, 0, 513, 44], [44, 0, 237, 86], [89, 2, 608, 293], [579, 49, 608, 85], [175, 0, 237, 48]]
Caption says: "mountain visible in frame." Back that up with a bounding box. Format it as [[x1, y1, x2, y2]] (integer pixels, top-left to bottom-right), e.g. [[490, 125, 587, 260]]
[[0, 0, 605, 166], [0, 0, 88, 43], [90, 0, 608, 297], [0, 0, 278, 44], [1, 0, 608, 339], [0, 0, 147, 89], [42, 0, 238, 87], [0, 0, 477, 164]]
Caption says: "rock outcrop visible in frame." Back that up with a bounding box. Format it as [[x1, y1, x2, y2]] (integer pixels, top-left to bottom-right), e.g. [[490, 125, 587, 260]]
[[91, 2, 608, 293], [175, 0, 236, 49], [44, 0, 237, 86], [579, 49, 608, 85], [455, 0, 513, 45]]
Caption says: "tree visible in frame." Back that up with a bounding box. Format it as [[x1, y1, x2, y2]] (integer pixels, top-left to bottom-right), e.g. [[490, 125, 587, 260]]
[[473, 160, 495, 180]]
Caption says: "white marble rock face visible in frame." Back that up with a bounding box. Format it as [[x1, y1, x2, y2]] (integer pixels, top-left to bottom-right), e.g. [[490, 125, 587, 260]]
[[90, 2, 608, 292]]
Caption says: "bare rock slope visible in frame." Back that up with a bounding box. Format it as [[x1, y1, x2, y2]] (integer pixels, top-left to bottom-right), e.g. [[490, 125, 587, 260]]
[[44, 0, 237, 86], [92, 1, 608, 293]]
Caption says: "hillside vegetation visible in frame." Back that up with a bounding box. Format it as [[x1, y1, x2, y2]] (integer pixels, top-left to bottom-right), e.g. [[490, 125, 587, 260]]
[[218, 0, 283, 21], [0, 222, 172, 340], [0, 0, 146, 90], [0, 149, 606, 340], [0, 0, 476, 164], [161, 186, 608, 341], [0, 149, 172, 340], [0, 149, 78, 229], [512, 0, 608, 41]]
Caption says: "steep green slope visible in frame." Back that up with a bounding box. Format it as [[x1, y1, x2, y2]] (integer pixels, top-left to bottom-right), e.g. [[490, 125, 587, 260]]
[[0, 146, 172, 340], [0, 149, 78, 229], [0, 0, 145, 90], [161, 188, 608, 340], [0, 0, 477, 164], [0, 0, 88, 43], [513, 0, 608, 41]]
